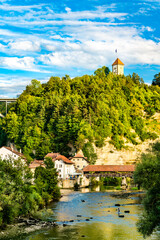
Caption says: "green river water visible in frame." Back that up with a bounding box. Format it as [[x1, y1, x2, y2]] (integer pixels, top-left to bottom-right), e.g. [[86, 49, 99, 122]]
[[2, 188, 160, 240]]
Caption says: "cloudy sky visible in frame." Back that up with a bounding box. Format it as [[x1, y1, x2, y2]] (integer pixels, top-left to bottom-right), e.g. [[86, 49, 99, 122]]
[[0, 0, 160, 97]]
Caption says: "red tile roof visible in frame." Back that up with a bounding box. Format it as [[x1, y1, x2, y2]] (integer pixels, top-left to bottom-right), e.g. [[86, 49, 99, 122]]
[[71, 152, 88, 161], [112, 58, 124, 66], [83, 165, 135, 172], [55, 155, 74, 164], [74, 152, 85, 158], [29, 160, 45, 169], [45, 153, 60, 159]]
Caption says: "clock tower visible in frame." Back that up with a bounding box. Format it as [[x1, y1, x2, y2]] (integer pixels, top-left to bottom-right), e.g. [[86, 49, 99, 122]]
[[112, 58, 124, 75]]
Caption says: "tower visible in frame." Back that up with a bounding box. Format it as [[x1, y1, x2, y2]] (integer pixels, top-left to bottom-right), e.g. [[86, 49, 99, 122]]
[[112, 58, 124, 75]]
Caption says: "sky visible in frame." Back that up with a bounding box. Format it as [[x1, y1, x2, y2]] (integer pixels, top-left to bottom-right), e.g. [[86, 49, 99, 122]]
[[0, 0, 160, 97]]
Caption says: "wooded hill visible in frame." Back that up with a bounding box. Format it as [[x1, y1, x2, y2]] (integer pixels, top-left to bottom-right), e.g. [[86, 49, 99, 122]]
[[0, 67, 160, 163]]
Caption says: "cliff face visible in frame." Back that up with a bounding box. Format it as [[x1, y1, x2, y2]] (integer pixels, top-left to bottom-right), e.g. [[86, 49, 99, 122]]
[[95, 138, 160, 165], [94, 112, 160, 165]]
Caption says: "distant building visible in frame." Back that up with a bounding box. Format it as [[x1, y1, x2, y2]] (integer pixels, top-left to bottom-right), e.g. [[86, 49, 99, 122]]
[[44, 153, 76, 179], [70, 151, 89, 170], [29, 160, 45, 174], [0, 146, 26, 164], [112, 58, 124, 75]]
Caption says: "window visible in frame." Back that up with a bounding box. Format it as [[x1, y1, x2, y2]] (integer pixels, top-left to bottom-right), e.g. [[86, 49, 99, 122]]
[[59, 164, 62, 168], [77, 165, 79, 168]]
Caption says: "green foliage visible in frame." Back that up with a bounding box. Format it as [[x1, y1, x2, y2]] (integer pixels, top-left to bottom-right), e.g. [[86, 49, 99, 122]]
[[0, 156, 60, 228], [82, 142, 97, 164], [134, 143, 160, 237], [34, 157, 61, 203], [0, 68, 159, 158], [103, 177, 122, 186], [0, 157, 43, 228], [152, 73, 160, 86]]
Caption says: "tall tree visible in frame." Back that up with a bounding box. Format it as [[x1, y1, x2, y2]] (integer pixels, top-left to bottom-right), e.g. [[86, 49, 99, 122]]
[[152, 73, 160, 86], [134, 142, 160, 237]]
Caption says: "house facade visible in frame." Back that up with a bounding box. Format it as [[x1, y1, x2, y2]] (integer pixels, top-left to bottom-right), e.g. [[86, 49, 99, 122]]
[[70, 152, 89, 170], [0, 146, 26, 164], [44, 153, 76, 179]]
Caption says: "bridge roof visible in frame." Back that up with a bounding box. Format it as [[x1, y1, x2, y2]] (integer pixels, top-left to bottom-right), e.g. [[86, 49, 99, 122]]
[[83, 165, 135, 172]]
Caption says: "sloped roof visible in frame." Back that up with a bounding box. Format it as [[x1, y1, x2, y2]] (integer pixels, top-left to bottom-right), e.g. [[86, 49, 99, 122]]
[[2, 146, 25, 159], [74, 152, 85, 158], [56, 155, 74, 164], [112, 58, 124, 66], [29, 160, 45, 169], [83, 165, 135, 172], [45, 153, 60, 159], [71, 151, 88, 161]]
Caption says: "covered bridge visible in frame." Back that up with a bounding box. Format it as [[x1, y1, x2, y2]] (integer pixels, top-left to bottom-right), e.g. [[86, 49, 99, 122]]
[[83, 165, 135, 178]]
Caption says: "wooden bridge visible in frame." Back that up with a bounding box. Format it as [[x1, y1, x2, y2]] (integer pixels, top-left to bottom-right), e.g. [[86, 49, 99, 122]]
[[83, 165, 135, 178]]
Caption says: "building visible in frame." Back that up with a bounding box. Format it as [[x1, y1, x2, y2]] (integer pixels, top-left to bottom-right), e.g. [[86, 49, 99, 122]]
[[112, 58, 124, 75], [0, 146, 26, 164], [44, 153, 76, 179], [29, 160, 45, 174], [70, 151, 89, 170]]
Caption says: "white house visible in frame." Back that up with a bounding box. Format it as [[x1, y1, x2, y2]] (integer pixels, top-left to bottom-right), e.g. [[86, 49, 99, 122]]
[[0, 146, 26, 164], [44, 153, 76, 179]]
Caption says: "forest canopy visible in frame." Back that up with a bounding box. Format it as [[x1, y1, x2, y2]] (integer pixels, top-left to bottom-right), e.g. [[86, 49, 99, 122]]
[[0, 68, 160, 161]]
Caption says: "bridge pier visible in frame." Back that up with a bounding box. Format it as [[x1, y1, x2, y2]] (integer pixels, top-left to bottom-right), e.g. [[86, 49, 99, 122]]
[[0, 99, 17, 116]]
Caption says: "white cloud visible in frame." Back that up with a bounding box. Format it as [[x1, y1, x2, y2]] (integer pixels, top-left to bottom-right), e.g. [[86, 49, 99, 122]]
[[9, 40, 40, 52], [0, 57, 38, 72], [0, 3, 44, 12], [65, 7, 71, 12]]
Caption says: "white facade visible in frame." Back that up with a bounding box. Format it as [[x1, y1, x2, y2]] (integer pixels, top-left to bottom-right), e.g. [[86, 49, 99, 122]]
[[112, 58, 124, 75], [55, 159, 76, 179], [71, 157, 88, 170], [0, 146, 25, 164], [112, 64, 124, 75]]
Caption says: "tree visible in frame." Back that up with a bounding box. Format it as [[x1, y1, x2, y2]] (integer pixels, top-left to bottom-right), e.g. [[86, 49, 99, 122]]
[[134, 144, 160, 237], [152, 73, 160, 86], [34, 157, 60, 204], [94, 66, 110, 77], [0, 157, 43, 227]]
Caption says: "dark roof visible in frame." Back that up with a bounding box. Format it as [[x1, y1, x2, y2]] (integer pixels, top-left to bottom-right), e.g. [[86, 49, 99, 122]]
[[112, 58, 124, 66], [83, 165, 135, 172], [55, 155, 74, 164]]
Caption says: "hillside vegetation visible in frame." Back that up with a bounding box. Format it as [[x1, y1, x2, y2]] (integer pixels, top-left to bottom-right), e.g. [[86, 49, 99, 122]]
[[0, 67, 160, 162]]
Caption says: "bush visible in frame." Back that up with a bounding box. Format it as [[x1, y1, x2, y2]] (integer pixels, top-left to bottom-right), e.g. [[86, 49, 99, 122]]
[[103, 177, 122, 186]]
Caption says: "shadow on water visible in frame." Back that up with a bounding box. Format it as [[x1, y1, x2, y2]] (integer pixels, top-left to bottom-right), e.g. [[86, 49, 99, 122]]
[[1, 189, 160, 240]]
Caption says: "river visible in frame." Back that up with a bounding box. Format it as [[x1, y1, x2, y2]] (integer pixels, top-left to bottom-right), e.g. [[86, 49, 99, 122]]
[[2, 188, 160, 240]]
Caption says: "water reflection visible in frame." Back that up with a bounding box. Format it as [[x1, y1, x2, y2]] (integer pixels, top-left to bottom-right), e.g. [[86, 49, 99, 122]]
[[6, 190, 160, 240]]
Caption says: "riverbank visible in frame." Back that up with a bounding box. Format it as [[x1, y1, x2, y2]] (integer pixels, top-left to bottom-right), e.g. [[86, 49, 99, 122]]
[[0, 188, 146, 240]]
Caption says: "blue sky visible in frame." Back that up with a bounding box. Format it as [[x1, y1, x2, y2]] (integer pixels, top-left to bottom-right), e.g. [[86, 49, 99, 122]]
[[0, 0, 160, 97]]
